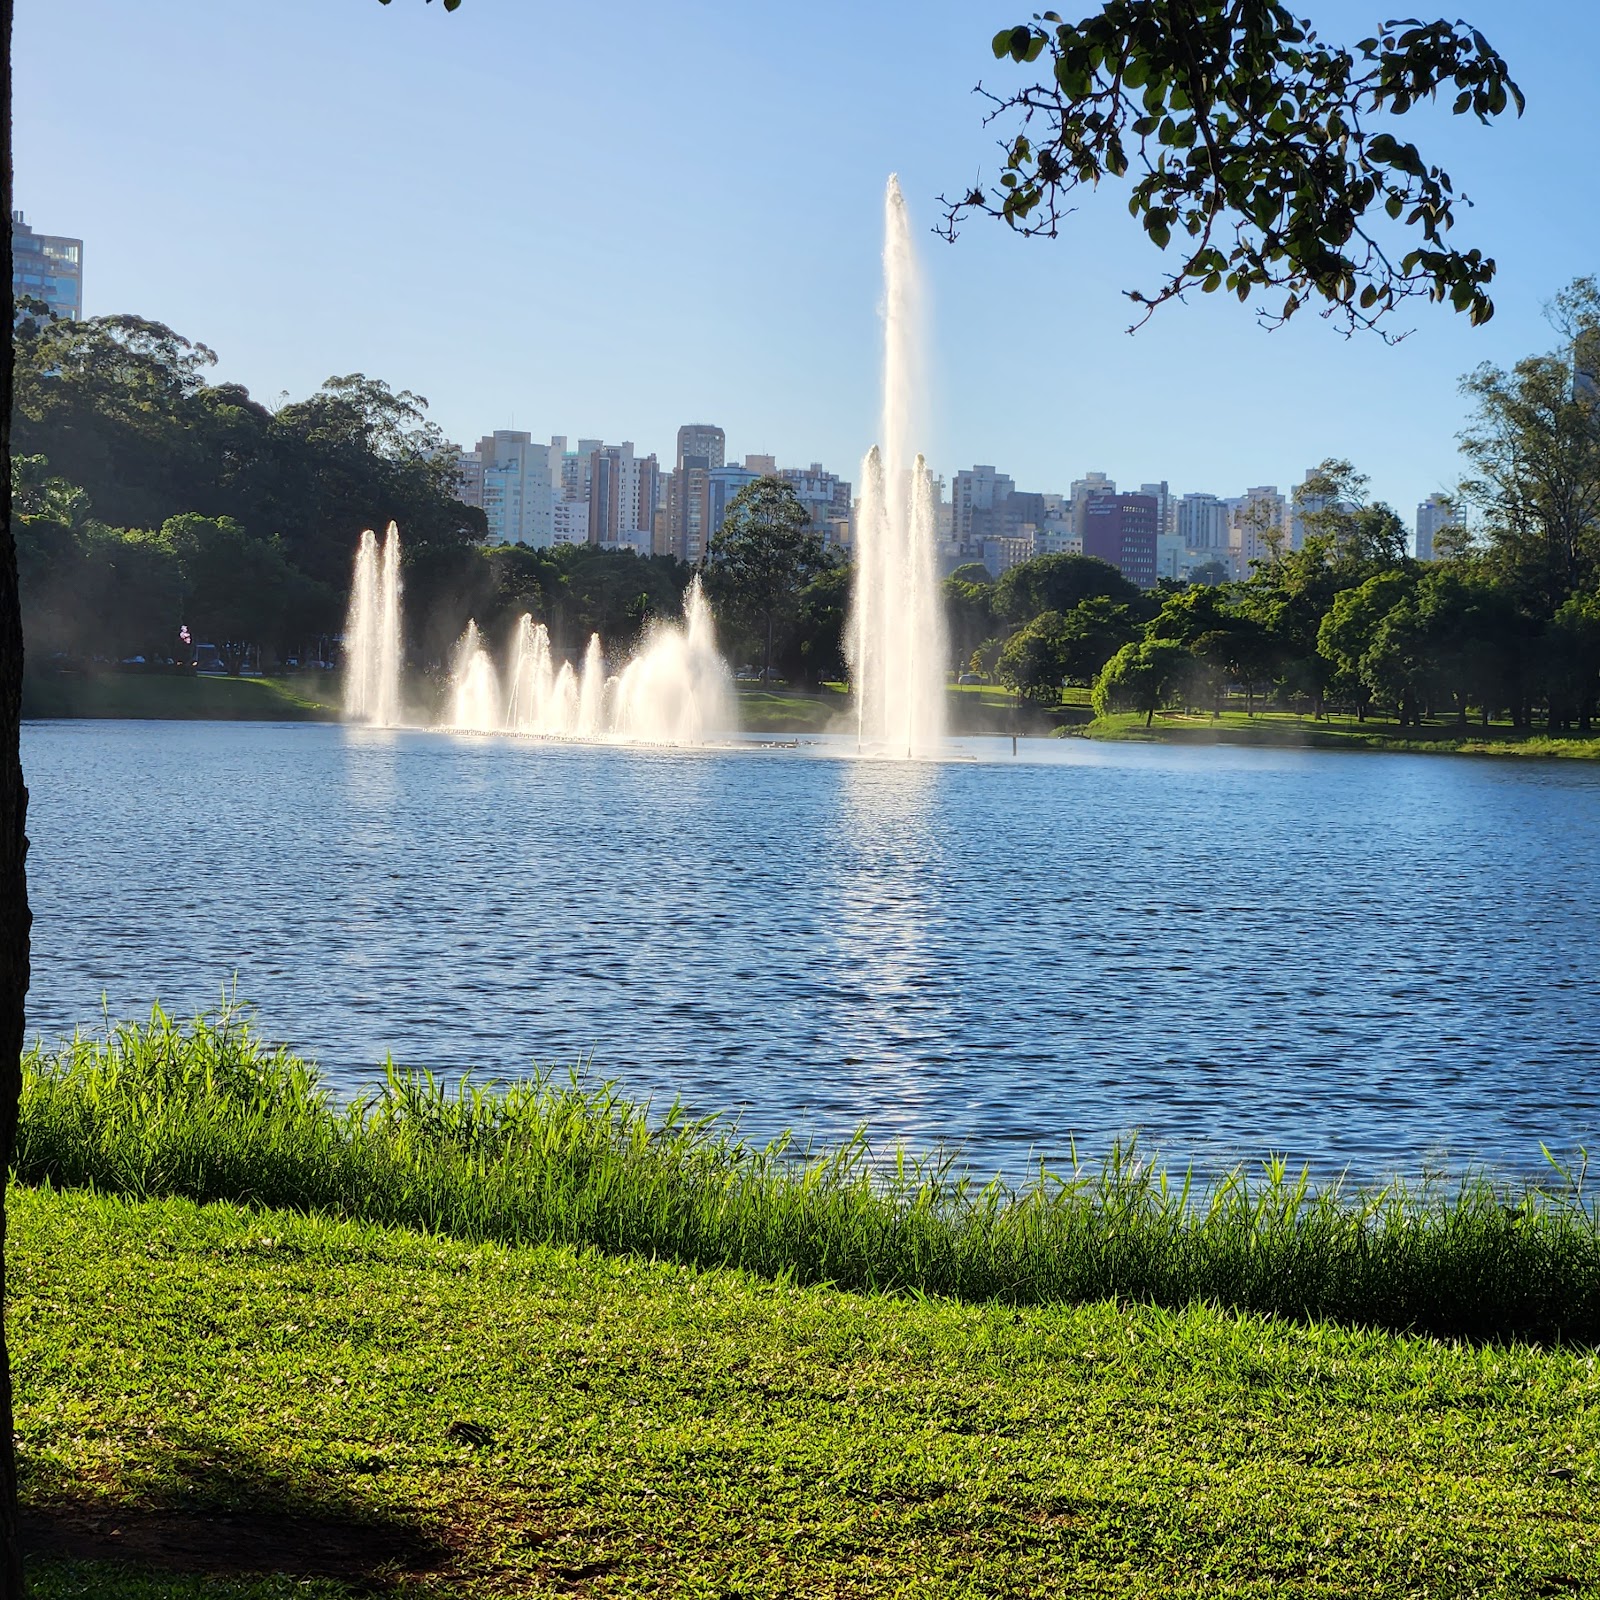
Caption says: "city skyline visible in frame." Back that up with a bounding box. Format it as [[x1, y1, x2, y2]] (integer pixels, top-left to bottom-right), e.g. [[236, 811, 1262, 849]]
[[14, 0, 1597, 533]]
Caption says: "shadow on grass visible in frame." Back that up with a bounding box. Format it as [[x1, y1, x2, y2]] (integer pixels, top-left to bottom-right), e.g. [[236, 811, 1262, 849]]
[[23, 1436, 454, 1594]]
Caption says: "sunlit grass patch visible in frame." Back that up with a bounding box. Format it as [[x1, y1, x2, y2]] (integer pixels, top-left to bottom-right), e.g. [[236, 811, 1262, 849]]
[[13, 1184, 1600, 1597], [17, 1006, 1600, 1345]]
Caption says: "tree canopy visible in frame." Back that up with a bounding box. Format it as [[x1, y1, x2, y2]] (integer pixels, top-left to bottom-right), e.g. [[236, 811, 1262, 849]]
[[708, 477, 830, 680], [945, 2, 1523, 335]]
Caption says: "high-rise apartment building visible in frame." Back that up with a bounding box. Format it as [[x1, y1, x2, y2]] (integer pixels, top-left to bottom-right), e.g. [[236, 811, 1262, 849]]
[[453, 446, 486, 511], [708, 464, 760, 542], [553, 500, 589, 547], [1414, 493, 1455, 561], [677, 424, 726, 473], [1229, 486, 1288, 575], [12, 211, 82, 320], [475, 431, 557, 547], [1288, 466, 1350, 550], [1177, 492, 1229, 551], [1139, 481, 1177, 539], [780, 463, 854, 550], [952, 466, 1015, 550], [663, 424, 726, 562], [1081, 492, 1158, 588], [585, 442, 660, 549], [744, 454, 777, 476]]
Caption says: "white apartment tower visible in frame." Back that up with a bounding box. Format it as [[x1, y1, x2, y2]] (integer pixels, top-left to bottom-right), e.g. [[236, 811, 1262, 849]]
[[475, 431, 557, 548], [1228, 486, 1288, 575], [1177, 492, 1229, 551], [952, 466, 1015, 550], [1415, 494, 1455, 561]]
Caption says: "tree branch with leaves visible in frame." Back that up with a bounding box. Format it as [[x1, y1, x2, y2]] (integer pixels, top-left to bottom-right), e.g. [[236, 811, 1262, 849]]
[[943, 2, 1522, 336]]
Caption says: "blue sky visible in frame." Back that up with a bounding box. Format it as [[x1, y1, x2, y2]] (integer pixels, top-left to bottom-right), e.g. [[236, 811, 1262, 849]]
[[14, 0, 1597, 522]]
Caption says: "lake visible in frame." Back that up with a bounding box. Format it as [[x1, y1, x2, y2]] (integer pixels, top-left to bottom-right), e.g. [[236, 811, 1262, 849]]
[[20, 719, 1600, 1183]]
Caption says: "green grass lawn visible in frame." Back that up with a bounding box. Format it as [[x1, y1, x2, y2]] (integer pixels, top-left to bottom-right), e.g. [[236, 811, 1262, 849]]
[[733, 683, 850, 734], [15, 1183, 1600, 1599], [22, 670, 342, 722], [736, 683, 1070, 737], [1079, 707, 1600, 759]]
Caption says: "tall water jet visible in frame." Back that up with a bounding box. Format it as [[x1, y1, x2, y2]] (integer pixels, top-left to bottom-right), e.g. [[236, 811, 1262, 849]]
[[847, 175, 948, 756], [449, 620, 501, 732], [343, 521, 403, 726], [576, 634, 605, 738]]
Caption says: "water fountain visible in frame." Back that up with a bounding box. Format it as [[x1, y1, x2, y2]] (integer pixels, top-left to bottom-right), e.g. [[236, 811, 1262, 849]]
[[847, 175, 948, 757], [347, 179, 943, 756], [610, 578, 733, 742], [448, 576, 733, 744], [342, 516, 733, 745], [343, 522, 403, 727], [449, 620, 502, 732]]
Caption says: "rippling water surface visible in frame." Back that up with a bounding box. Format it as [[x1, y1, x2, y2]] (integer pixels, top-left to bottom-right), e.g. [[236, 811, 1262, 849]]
[[21, 719, 1600, 1181]]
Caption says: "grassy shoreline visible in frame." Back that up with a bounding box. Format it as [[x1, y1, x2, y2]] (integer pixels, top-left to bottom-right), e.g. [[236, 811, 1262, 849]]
[[22, 669, 342, 722], [14, 1009, 1600, 1595], [1074, 708, 1600, 759], [19, 1008, 1600, 1345], [25, 669, 1600, 758]]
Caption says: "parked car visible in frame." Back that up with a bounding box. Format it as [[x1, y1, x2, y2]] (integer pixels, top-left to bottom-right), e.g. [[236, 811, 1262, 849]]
[[957, 673, 983, 685]]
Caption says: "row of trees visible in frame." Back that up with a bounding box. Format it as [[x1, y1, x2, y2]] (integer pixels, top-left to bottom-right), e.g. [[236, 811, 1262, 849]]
[[12, 309, 712, 676], [977, 282, 1600, 732], [13, 278, 1597, 724], [11, 306, 870, 687]]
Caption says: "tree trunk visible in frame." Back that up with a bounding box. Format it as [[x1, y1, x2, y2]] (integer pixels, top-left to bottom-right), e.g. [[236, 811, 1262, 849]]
[[2, 0, 36, 1586], [764, 610, 774, 685]]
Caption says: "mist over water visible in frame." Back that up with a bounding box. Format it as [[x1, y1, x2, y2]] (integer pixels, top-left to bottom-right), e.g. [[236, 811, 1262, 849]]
[[847, 175, 948, 757], [342, 519, 733, 746]]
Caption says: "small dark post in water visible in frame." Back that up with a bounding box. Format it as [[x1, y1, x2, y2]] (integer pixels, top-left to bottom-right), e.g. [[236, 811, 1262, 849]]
[[1012, 733, 1018, 756]]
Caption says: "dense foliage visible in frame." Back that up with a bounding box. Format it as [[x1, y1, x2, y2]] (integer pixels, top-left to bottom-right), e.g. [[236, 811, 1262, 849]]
[[10, 310, 698, 677], [972, 282, 1600, 732], [948, 2, 1523, 335], [707, 476, 832, 680]]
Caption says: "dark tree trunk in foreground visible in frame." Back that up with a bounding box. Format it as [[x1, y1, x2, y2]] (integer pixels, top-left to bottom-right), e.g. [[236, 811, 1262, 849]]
[[2, 0, 36, 1589]]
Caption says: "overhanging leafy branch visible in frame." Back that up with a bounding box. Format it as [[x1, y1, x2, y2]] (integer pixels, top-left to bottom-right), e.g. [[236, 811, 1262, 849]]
[[942, 2, 1524, 336]]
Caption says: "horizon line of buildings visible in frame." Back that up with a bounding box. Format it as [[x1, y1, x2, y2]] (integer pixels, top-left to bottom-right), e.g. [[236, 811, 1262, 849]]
[[448, 425, 1459, 589], [8, 209, 1464, 588]]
